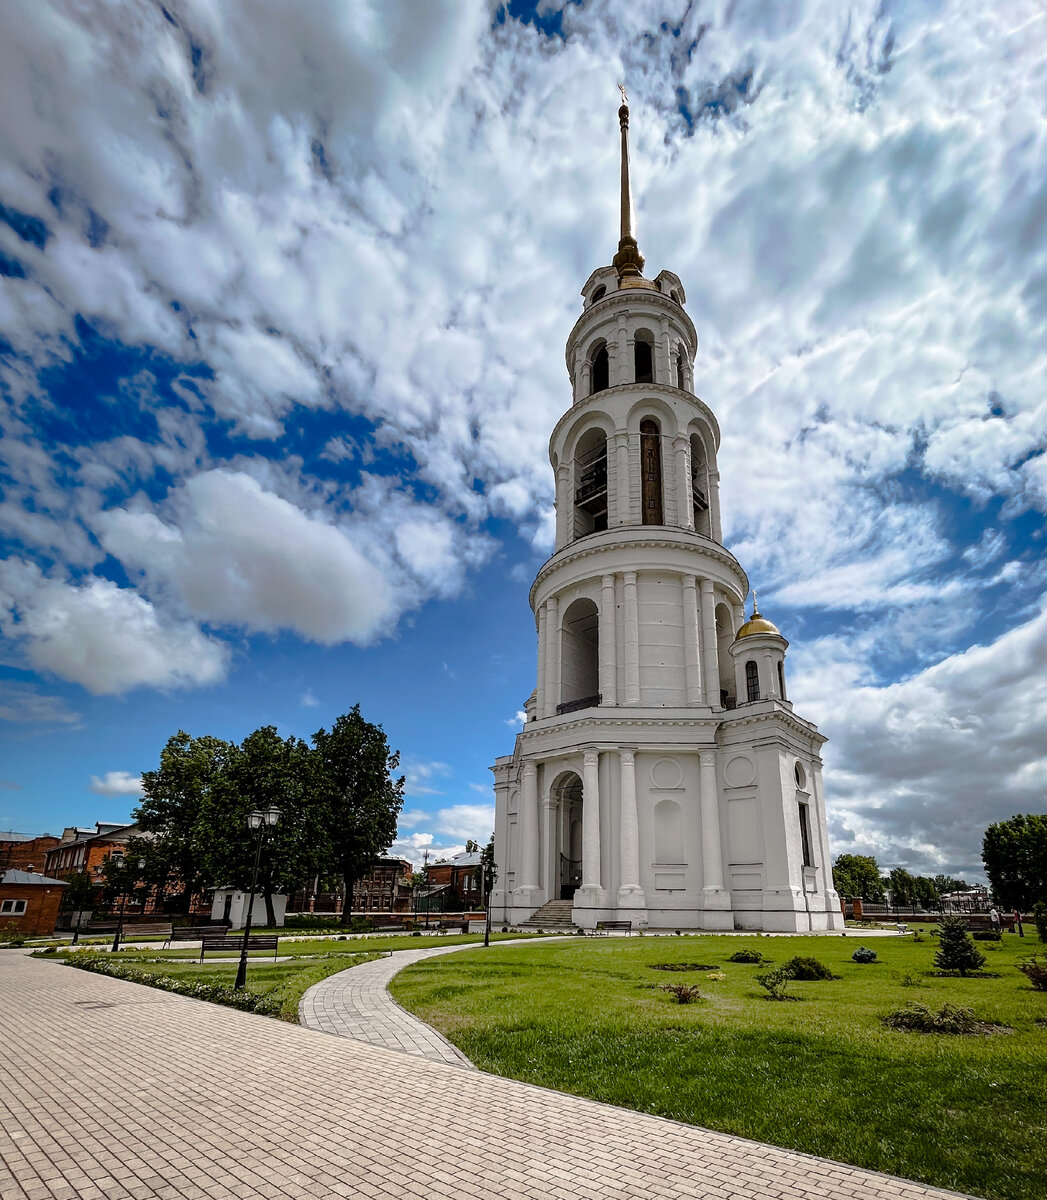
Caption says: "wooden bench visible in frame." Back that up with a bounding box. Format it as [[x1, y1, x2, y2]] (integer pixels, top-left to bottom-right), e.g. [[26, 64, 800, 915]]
[[198, 933, 280, 963], [119, 922, 172, 941], [593, 920, 633, 936], [165, 925, 227, 946]]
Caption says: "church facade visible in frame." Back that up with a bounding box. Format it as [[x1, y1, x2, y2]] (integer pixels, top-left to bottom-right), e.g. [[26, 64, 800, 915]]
[[490, 100, 842, 932]]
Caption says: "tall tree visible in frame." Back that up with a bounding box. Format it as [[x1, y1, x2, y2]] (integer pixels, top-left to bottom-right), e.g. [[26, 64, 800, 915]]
[[196, 726, 323, 927], [134, 732, 233, 914], [832, 854, 885, 901], [311, 706, 405, 927], [982, 814, 1047, 910]]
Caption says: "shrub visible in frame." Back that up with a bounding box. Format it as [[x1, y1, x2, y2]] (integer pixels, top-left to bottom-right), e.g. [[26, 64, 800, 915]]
[[1034, 901, 1047, 944], [1, 922, 26, 948], [754, 967, 794, 1000], [661, 983, 702, 1004], [1017, 954, 1047, 992], [727, 949, 766, 964], [781, 955, 837, 981], [705, 971, 726, 981], [911, 931, 925, 943], [933, 915, 986, 976], [899, 972, 924, 988], [851, 946, 878, 963], [882, 1002, 1009, 1037]]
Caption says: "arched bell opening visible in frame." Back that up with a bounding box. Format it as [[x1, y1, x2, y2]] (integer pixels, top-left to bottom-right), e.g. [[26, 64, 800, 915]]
[[551, 772, 583, 899], [777, 659, 787, 701], [715, 603, 736, 708], [640, 417, 664, 525], [689, 433, 711, 536], [589, 339, 609, 395], [559, 597, 600, 714], [634, 328, 655, 384], [745, 659, 760, 703], [573, 427, 608, 538]]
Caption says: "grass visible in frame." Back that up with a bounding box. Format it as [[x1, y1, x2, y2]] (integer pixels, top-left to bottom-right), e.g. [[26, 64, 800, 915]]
[[389, 933, 1047, 1200], [106, 930, 535, 959]]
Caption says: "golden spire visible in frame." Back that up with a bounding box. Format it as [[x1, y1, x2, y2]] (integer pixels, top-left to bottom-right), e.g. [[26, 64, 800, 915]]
[[612, 84, 645, 284]]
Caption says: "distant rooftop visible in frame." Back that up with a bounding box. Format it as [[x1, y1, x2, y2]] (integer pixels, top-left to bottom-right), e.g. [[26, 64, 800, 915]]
[[1, 869, 67, 886]]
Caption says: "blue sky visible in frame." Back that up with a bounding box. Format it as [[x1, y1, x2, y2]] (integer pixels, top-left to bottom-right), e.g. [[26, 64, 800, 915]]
[[2, 0, 1046, 880]]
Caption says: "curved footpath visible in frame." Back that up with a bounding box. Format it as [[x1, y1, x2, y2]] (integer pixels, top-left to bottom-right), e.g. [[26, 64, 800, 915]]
[[0, 941, 971, 1200]]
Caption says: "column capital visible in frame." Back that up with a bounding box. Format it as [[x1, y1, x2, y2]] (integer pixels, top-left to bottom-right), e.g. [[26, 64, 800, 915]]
[[583, 749, 600, 767], [699, 748, 717, 768], [522, 760, 538, 778], [672, 431, 688, 447], [623, 570, 637, 585], [601, 572, 616, 587], [700, 577, 715, 595], [682, 572, 697, 589], [619, 748, 635, 765]]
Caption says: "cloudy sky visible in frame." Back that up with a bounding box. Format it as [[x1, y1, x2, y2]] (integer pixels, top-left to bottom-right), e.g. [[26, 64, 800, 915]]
[[1, 0, 1045, 881]]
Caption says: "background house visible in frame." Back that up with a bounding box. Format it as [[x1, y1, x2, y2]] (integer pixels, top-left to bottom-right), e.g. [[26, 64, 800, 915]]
[[0, 869, 67, 937], [0, 831, 60, 874]]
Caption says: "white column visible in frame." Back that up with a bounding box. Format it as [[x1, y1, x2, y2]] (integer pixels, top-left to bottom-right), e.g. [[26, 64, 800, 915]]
[[555, 463, 571, 549], [614, 431, 630, 525], [674, 435, 693, 531], [623, 571, 640, 704], [619, 335, 634, 385], [657, 316, 672, 384], [581, 750, 602, 893], [762, 650, 777, 699], [710, 471, 723, 542], [599, 574, 617, 705], [541, 793, 557, 901], [681, 574, 702, 705], [699, 750, 730, 913], [700, 579, 719, 706], [617, 749, 644, 904], [517, 761, 540, 895], [535, 604, 546, 717], [579, 358, 591, 403], [544, 596, 559, 717]]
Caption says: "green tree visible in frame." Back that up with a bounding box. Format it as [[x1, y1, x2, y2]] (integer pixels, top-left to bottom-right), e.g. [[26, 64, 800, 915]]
[[480, 834, 496, 904], [832, 854, 885, 901], [933, 915, 986, 977], [982, 814, 1047, 910], [196, 726, 324, 927], [134, 732, 233, 914], [310, 706, 405, 927], [933, 874, 969, 895], [62, 869, 96, 914]]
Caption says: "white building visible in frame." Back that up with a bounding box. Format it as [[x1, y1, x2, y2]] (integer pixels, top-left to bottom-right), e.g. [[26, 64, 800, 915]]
[[491, 98, 843, 933]]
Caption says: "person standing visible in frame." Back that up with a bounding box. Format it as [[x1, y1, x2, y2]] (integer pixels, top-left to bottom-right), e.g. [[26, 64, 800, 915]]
[[1013, 908, 1024, 937], [989, 906, 1001, 935]]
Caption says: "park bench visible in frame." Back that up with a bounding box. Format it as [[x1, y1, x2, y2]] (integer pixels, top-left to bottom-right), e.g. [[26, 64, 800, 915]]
[[592, 920, 632, 936], [165, 925, 228, 946], [198, 932, 280, 963], [119, 922, 172, 940]]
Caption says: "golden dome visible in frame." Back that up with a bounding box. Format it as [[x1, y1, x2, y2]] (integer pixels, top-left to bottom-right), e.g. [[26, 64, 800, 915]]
[[736, 593, 781, 639]]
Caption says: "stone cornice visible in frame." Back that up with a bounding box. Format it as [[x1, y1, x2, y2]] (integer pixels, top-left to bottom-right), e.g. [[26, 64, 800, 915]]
[[549, 382, 720, 455], [717, 705, 826, 747], [565, 287, 698, 365], [530, 527, 748, 607]]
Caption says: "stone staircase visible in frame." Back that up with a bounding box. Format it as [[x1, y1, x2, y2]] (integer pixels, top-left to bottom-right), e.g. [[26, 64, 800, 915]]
[[519, 899, 577, 931]]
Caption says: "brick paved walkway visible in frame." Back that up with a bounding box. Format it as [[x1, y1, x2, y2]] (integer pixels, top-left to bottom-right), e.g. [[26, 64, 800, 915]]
[[298, 937, 558, 1067], [0, 951, 973, 1200]]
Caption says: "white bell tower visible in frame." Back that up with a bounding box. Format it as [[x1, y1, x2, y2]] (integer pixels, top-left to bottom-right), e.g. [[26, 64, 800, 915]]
[[491, 97, 842, 932]]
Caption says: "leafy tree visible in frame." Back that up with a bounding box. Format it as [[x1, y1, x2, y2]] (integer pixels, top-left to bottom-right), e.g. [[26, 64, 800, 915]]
[[310, 706, 405, 927], [464, 839, 479, 853], [933, 915, 986, 977], [933, 874, 969, 895], [196, 726, 324, 927], [1033, 901, 1047, 944], [982, 814, 1047, 910], [832, 854, 885, 901], [134, 732, 233, 914], [480, 834, 496, 904], [62, 869, 96, 913]]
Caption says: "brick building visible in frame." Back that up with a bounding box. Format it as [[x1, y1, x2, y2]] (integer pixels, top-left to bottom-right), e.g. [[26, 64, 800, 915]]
[[424, 850, 484, 910], [353, 858, 413, 913], [0, 869, 67, 937], [0, 832, 60, 874], [44, 822, 136, 882]]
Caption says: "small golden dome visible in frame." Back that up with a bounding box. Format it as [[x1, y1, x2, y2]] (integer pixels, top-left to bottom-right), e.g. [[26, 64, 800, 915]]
[[736, 593, 781, 639]]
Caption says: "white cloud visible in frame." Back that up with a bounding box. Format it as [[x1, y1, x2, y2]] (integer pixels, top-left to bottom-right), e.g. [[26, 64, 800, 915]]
[[89, 771, 144, 797], [299, 689, 320, 708], [0, 560, 228, 696], [402, 759, 451, 798], [0, 681, 80, 726], [434, 803, 495, 844]]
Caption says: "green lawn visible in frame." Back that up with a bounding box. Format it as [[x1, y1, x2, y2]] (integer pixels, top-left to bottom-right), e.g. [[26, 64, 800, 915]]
[[108, 930, 535, 960], [389, 933, 1047, 1200]]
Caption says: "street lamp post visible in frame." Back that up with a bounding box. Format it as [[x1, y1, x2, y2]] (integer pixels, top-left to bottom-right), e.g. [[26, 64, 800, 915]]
[[112, 854, 146, 953], [234, 806, 281, 991]]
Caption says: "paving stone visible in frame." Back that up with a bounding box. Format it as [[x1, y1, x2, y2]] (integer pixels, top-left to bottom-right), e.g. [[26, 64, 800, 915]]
[[0, 950, 977, 1200]]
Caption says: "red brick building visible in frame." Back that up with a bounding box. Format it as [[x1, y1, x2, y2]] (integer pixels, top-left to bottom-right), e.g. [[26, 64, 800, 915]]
[[424, 851, 484, 910], [0, 832, 60, 874], [0, 869, 67, 937], [44, 822, 136, 882]]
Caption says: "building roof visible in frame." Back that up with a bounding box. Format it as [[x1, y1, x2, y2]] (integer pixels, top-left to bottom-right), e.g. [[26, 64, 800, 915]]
[[449, 851, 483, 867], [1, 870, 68, 887], [0, 831, 33, 843]]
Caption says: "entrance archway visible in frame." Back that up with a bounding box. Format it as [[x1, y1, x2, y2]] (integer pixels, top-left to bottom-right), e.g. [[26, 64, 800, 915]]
[[550, 771, 583, 899]]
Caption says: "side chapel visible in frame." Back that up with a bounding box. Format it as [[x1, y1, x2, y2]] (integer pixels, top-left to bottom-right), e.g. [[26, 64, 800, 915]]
[[490, 96, 843, 932]]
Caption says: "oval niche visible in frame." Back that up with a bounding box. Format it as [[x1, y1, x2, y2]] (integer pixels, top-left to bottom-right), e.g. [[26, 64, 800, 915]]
[[650, 757, 684, 789], [724, 755, 756, 788]]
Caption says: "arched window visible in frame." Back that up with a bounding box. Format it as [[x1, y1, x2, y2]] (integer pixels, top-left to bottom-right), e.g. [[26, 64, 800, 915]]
[[777, 661, 787, 701], [675, 348, 686, 389], [655, 799, 685, 865], [591, 285, 606, 304], [590, 344, 609, 394], [634, 330, 654, 383], [559, 597, 600, 714], [745, 660, 760, 703], [640, 418, 663, 524], [574, 427, 607, 537], [670, 289, 681, 304], [689, 433, 710, 536], [715, 603, 735, 707]]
